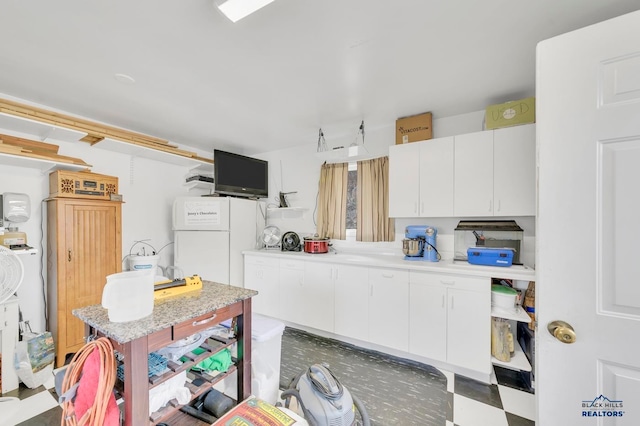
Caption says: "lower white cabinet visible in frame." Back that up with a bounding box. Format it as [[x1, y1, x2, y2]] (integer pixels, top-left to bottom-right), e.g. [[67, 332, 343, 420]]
[[409, 272, 491, 374], [279, 259, 306, 325], [302, 261, 336, 331], [334, 264, 370, 341], [368, 267, 410, 352], [244, 255, 280, 318]]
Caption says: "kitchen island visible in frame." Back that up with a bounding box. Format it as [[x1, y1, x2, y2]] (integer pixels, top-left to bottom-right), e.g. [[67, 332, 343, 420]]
[[73, 280, 257, 426]]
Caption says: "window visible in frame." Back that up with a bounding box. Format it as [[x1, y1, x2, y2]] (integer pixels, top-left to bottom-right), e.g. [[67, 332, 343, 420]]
[[345, 163, 357, 239]]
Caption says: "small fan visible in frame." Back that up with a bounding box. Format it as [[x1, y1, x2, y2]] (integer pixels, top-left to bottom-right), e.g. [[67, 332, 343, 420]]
[[261, 225, 282, 250], [0, 246, 25, 304], [281, 231, 302, 252]]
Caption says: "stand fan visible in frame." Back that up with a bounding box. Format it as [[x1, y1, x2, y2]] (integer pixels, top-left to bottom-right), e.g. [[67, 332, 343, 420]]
[[261, 225, 282, 250], [0, 246, 24, 304]]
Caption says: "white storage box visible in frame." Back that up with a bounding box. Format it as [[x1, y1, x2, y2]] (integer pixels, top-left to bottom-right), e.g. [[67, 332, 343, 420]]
[[491, 285, 518, 310]]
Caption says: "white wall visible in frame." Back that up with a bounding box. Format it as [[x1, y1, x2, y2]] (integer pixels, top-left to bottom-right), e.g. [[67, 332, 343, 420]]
[[0, 129, 206, 333], [254, 110, 536, 266]]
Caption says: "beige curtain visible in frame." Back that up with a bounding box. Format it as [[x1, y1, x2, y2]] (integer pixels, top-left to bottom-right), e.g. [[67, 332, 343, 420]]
[[317, 162, 348, 239], [357, 156, 395, 242]]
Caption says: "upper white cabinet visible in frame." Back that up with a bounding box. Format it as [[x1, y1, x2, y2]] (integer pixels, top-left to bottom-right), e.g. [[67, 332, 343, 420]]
[[454, 124, 536, 217], [389, 136, 454, 217], [454, 131, 495, 216]]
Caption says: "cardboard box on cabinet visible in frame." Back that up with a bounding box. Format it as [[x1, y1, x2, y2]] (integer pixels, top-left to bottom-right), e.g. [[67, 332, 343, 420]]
[[485, 97, 535, 129], [395, 111, 433, 144]]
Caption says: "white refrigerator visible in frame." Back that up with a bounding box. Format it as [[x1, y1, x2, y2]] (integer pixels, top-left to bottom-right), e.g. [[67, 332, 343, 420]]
[[173, 196, 259, 286]]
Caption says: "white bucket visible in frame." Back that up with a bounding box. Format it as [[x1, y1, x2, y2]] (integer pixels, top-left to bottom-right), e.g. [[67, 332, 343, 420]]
[[101, 270, 154, 322], [129, 254, 160, 275]]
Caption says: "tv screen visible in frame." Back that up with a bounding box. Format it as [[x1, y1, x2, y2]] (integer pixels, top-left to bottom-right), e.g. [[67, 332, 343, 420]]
[[214, 149, 268, 198]]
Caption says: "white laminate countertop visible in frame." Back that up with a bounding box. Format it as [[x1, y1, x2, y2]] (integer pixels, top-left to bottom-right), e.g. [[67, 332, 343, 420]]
[[243, 249, 536, 281]]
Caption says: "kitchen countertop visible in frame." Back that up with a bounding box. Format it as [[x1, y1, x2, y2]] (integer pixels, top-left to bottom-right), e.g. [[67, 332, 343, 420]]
[[73, 280, 257, 344], [243, 249, 535, 281]]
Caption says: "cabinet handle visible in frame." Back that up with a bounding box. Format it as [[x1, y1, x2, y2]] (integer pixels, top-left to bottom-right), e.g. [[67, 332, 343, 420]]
[[382, 273, 394, 278], [68, 250, 72, 262], [440, 280, 455, 286], [192, 313, 217, 327]]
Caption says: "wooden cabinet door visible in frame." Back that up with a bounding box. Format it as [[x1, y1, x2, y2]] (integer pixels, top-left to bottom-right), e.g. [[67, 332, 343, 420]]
[[493, 124, 536, 216], [334, 264, 369, 341], [454, 131, 494, 216], [419, 136, 454, 217], [51, 199, 121, 366], [389, 142, 421, 217]]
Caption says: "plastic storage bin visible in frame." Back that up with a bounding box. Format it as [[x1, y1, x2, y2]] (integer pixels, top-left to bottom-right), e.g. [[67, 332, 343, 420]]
[[467, 247, 514, 267], [218, 313, 285, 405]]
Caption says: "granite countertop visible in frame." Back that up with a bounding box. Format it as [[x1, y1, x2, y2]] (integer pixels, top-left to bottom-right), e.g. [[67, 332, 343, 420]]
[[243, 249, 536, 281], [73, 281, 257, 344]]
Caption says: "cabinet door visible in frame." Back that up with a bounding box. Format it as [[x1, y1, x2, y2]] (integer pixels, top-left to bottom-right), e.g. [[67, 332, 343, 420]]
[[368, 268, 409, 351], [389, 142, 421, 217], [279, 260, 305, 325], [334, 264, 369, 341], [303, 262, 335, 331], [244, 262, 280, 318], [493, 124, 536, 216], [63, 201, 122, 355], [419, 137, 454, 217], [409, 282, 447, 361], [454, 131, 494, 216], [447, 287, 492, 374]]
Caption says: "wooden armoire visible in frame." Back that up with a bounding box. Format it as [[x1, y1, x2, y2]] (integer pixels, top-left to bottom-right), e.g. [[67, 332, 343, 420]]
[[47, 198, 122, 367]]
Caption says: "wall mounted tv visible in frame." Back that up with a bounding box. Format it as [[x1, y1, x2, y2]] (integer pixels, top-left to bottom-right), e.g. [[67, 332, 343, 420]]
[[214, 149, 268, 198]]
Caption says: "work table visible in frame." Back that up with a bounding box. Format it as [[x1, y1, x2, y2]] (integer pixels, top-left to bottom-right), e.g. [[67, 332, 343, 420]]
[[73, 281, 257, 426], [74, 281, 257, 343], [243, 249, 535, 281]]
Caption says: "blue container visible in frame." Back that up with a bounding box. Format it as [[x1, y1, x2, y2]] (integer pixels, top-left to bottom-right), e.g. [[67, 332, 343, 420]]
[[467, 247, 514, 267]]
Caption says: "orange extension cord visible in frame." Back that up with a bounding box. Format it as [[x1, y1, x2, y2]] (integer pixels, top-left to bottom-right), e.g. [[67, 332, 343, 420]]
[[60, 337, 117, 426]]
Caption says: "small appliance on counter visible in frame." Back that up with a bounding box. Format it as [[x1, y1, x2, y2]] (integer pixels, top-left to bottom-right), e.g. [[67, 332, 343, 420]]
[[0, 193, 32, 250], [303, 235, 331, 254], [281, 231, 302, 251], [454, 220, 523, 265], [402, 225, 439, 262]]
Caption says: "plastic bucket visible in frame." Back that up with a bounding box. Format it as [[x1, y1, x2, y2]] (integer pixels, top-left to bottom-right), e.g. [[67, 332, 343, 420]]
[[129, 255, 159, 275]]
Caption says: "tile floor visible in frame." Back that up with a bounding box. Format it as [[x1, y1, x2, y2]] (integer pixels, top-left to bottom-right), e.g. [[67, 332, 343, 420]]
[[1, 366, 535, 425]]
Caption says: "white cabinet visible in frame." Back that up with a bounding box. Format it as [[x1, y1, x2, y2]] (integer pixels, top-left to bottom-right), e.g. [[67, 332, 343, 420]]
[[409, 272, 491, 374], [302, 262, 336, 331], [493, 124, 536, 216], [334, 264, 370, 341], [279, 259, 306, 325], [368, 267, 410, 352], [389, 137, 454, 217], [454, 124, 536, 217], [244, 255, 280, 318]]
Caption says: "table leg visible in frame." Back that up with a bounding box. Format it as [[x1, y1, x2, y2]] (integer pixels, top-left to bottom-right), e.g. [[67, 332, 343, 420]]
[[237, 298, 252, 401], [123, 335, 149, 426]]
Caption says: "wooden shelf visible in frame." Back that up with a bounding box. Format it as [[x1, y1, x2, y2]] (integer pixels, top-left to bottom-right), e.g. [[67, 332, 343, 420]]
[[0, 112, 88, 143], [266, 207, 308, 218], [0, 152, 89, 172], [315, 145, 373, 162], [93, 138, 213, 168]]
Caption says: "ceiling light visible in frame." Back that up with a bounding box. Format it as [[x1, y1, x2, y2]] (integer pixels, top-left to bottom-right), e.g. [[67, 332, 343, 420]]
[[216, 0, 276, 23]]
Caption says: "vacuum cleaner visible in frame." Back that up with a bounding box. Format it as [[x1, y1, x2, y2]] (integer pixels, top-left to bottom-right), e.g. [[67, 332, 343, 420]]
[[280, 363, 371, 426]]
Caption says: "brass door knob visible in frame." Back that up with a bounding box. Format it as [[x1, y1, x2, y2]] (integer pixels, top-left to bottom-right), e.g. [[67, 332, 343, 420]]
[[547, 320, 576, 344]]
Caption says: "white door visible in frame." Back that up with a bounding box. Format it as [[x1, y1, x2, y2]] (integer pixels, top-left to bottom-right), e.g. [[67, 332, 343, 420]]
[[389, 142, 421, 217], [454, 130, 494, 216], [334, 264, 369, 341], [303, 262, 335, 331], [409, 281, 447, 362], [368, 268, 409, 351], [537, 10, 640, 425], [419, 136, 454, 217]]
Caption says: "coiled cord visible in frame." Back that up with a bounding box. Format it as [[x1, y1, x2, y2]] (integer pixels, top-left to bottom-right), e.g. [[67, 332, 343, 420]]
[[60, 337, 117, 426]]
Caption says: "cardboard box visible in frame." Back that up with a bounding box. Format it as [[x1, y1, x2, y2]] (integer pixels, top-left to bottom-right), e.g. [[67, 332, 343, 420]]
[[485, 97, 535, 130], [395, 111, 433, 144]]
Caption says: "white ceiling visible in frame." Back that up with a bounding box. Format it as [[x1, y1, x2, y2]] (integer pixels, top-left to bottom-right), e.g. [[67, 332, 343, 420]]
[[1, 1, 638, 156]]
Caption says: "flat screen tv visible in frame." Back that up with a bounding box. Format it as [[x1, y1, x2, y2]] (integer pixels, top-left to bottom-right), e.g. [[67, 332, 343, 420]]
[[214, 149, 268, 198]]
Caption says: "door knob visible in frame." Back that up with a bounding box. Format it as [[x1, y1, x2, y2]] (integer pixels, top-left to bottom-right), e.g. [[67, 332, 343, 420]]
[[547, 320, 577, 344]]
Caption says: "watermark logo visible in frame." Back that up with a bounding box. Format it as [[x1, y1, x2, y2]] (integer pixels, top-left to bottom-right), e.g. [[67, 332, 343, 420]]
[[581, 395, 624, 418]]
